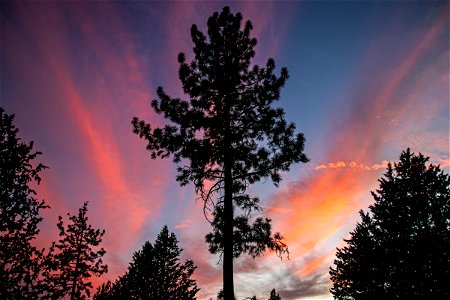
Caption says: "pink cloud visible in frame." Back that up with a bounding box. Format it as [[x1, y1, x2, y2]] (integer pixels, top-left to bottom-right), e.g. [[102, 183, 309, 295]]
[[175, 219, 192, 229], [314, 160, 389, 171]]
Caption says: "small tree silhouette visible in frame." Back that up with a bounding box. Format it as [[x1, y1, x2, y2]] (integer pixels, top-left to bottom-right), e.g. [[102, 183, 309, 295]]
[[268, 289, 281, 300], [46, 201, 107, 300], [0, 107, 49, 299], [330, 149, 450, 298], [94, 226, 199, 300]]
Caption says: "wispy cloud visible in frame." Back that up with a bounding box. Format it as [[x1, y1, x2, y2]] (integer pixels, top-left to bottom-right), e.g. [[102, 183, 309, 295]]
[[4, 1, 174, 283], [313, 160, 389, 171], [175, 219, 192, 229]]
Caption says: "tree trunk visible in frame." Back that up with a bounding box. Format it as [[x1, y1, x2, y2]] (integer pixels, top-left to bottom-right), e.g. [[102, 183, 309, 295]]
[[223, 109, 234, 300], [70, 230, 83, 300], [70, 254, 80, 300]]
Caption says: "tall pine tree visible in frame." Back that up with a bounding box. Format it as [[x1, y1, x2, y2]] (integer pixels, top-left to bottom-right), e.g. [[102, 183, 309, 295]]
[[330, 149, 450, 298], [0, 107, 49, 299], [46, 201, 107, 300], [132, 7, 308, 299], [94, 226, 199, 300]]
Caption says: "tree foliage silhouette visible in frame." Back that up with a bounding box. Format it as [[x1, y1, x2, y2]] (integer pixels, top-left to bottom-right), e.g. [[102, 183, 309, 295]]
[[330, 149, 450, 298], [46, 201, 107, 300], [94, 225, 199, 300], [268, 289, 281, 300], [132, 7, 308, 299], [0, 107, 49, 299]]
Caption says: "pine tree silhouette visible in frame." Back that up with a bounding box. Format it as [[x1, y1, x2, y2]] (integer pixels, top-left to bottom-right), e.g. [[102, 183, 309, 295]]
[[132, 7, 308, 299], [94, 226, 199, 300], [46, 202, 107, 300]]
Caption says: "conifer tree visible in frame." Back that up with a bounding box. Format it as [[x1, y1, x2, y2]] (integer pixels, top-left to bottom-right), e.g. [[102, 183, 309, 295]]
[[268, 289, 281, 300], [330, 149, 450, 298], [47, 201, 107, 300], [94, 226, 199, 300], [0, 107, 49, 299], [132, 7, 308, 299]]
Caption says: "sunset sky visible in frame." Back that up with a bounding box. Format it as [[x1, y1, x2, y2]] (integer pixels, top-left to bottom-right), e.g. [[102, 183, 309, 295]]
[[1, 1, 449, 299]]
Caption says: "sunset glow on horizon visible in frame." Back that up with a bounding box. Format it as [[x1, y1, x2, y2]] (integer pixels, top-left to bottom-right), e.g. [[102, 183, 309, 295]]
[[1, 1, 448, 299]]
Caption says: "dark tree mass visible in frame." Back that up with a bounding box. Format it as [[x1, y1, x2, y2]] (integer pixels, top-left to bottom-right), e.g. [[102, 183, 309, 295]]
[[0, 107, 49, 299], [330, 149, 450, 298], [268, 288, 281, 300], [132, 7, 308, 299], [94, 226, 199, 300]]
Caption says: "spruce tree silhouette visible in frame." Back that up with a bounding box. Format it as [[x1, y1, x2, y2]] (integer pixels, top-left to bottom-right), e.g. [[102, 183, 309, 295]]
[[46, 201, 107, 300], [330, 149, 450, 298], [0, 107, 49, 299], [94, 225, 199, 300], [132, 7, 308, 299]]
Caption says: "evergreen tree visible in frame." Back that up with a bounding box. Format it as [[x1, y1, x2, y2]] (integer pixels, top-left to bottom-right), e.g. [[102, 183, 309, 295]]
[[94, 225, 199, 300], [46, 201, 107, 300], [268, 289, 281, 300], [330, 149, 450, 298], [92, 281, 114, 300], [0, 107, 49, 299], [93, 280, 126, 300], [132, 7, 308, 299]]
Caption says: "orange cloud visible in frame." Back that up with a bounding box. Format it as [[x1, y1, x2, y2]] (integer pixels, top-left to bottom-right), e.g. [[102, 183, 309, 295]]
[[314, 161, 346, 170], [271, 168, 376, 255], [299, 253, 330, 278]]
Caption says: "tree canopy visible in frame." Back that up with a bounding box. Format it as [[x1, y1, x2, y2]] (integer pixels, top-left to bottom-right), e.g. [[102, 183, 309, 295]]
[[132, 6, 308, 299], [330, 149, 450, 298], [94, 225, 199, 300], [0, 107, 49, 299]]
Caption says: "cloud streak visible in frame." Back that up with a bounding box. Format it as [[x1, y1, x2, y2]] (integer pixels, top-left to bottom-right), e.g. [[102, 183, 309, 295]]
[[313, 160, 389, 171]]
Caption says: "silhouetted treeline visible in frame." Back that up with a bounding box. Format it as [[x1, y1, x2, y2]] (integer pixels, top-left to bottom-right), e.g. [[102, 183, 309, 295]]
[[330, 149, 450, 298], [1, 107, 49, 298], [1, 107, 107, 299]]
